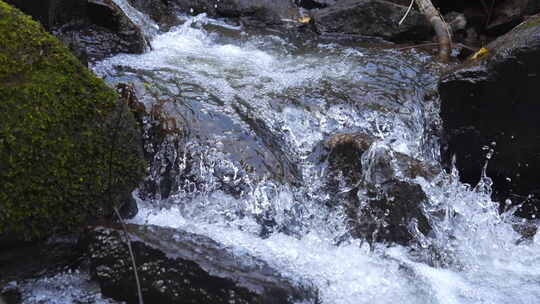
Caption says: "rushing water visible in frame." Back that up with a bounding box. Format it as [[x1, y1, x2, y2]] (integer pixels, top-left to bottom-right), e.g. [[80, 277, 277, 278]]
[[7, 270, 118, 304], [25, 3, 540, 304]]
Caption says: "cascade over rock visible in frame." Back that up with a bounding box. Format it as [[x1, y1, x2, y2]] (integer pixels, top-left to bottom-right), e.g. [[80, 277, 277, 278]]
[[54, 0, 148, 63], [86, 225, 317, 304], [3, 1, 540, 303], [127, 0, 179, 30], [127, 0, 438, 43], [325, 133, 439, 244], [439, 15, 540, 218]]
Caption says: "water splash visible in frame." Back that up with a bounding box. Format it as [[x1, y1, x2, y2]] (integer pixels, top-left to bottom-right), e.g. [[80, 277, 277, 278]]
[[11, 271, 118, 304], [91, 11, 540, 304], [111, 0, 160, 38]]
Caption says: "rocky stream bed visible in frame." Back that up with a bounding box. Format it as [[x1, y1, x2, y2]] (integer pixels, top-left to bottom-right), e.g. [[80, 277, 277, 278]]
[[2, 0, 540, 303]]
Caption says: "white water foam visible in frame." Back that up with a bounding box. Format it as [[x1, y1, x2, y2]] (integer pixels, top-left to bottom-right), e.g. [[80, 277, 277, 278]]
[[92, 13, 433, 173], [130, 169, 540, 304], [14, 271, 118, 304], [91, 10, 540, 304], [94, 14, 363, 104]]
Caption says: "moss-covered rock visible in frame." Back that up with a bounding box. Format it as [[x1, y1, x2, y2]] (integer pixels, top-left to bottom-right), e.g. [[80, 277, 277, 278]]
[[0, 1, 145, 239]]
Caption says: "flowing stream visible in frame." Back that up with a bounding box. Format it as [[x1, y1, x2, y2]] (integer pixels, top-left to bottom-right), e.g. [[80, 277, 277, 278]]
[[18, 3, 540, 304]]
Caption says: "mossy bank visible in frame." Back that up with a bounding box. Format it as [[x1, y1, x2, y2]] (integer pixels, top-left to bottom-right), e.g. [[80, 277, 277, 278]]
[[0, 1, 145, 239]]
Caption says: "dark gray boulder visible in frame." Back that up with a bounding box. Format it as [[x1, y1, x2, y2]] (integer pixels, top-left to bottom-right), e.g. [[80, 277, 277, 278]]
[[295, 0, 334, 9], [215, 0, 296, 18], [54, 0, 148, 63], [439, 15, 540, 218], [0, 235, 82, 288], [6, 0, 148, 63], [164, 0, 299, 29], [484, 0, 540, 34], [4, 0, 86, 29], [127, 0, 179, 30], [86, 225, 316, 304], [312, 0, 433, 43], [525, 0, 540, 15], [126, 0, 311, 41]]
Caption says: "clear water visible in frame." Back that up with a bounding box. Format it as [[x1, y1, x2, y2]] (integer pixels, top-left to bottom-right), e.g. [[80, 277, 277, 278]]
[[32, 2, 540, 303]]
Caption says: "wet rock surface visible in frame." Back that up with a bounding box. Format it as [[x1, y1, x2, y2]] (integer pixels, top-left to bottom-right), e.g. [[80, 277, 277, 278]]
[[325, 133, 438, 245], [4, 0, 86, 29], [482, 0, 540, 35], [0, 235, 83, 288], [127, 0, 179, 30], [312, 0, 433, 43], [439, 16, 540, 218], [215, 0, 298, 29], [54, 0, 148, 63], [128, 0, 301, 30], [86, 225, 316, 304], [356, 180, 430, 245], [6, 0, 147, 63], [115, 0, 438, 44]]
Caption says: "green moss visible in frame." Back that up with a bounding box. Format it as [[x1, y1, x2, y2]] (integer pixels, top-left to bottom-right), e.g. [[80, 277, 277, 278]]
[[516, 16, 540, 30], [0, 1, 145, 239]]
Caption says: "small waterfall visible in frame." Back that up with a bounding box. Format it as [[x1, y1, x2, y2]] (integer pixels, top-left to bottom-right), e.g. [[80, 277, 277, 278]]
[[26, 5, 538, 304], [111, 0, 160, 39]]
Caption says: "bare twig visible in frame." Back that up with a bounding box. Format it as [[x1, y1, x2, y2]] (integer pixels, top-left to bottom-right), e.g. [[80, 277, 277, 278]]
[[114, 207, 145, 304], [107, 86, 144, 304], [399, 0, 415, 26], [414, 0, 452, 62], [394, 42, 478, 52]]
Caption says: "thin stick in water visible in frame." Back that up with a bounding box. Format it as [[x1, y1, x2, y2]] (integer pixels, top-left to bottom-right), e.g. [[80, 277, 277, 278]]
[[114, 207, 145, 304]]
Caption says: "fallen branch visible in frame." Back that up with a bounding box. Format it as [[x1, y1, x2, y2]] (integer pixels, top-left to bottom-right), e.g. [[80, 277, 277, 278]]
[[394, 42, 477, 52], [414, 0, 452, 62]]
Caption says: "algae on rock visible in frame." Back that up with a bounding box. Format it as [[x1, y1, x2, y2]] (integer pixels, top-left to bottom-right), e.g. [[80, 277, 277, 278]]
[[0, 1, 145, 239]]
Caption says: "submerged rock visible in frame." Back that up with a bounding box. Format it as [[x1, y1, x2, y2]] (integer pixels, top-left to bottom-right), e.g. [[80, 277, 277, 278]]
[[356, 179, 430, 245], [439, 15, 540, 218], [325, 133, 438, 245], [312, 0, 433, 43], [0, 1, 145, 239], [86, 225, 316, 304]]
